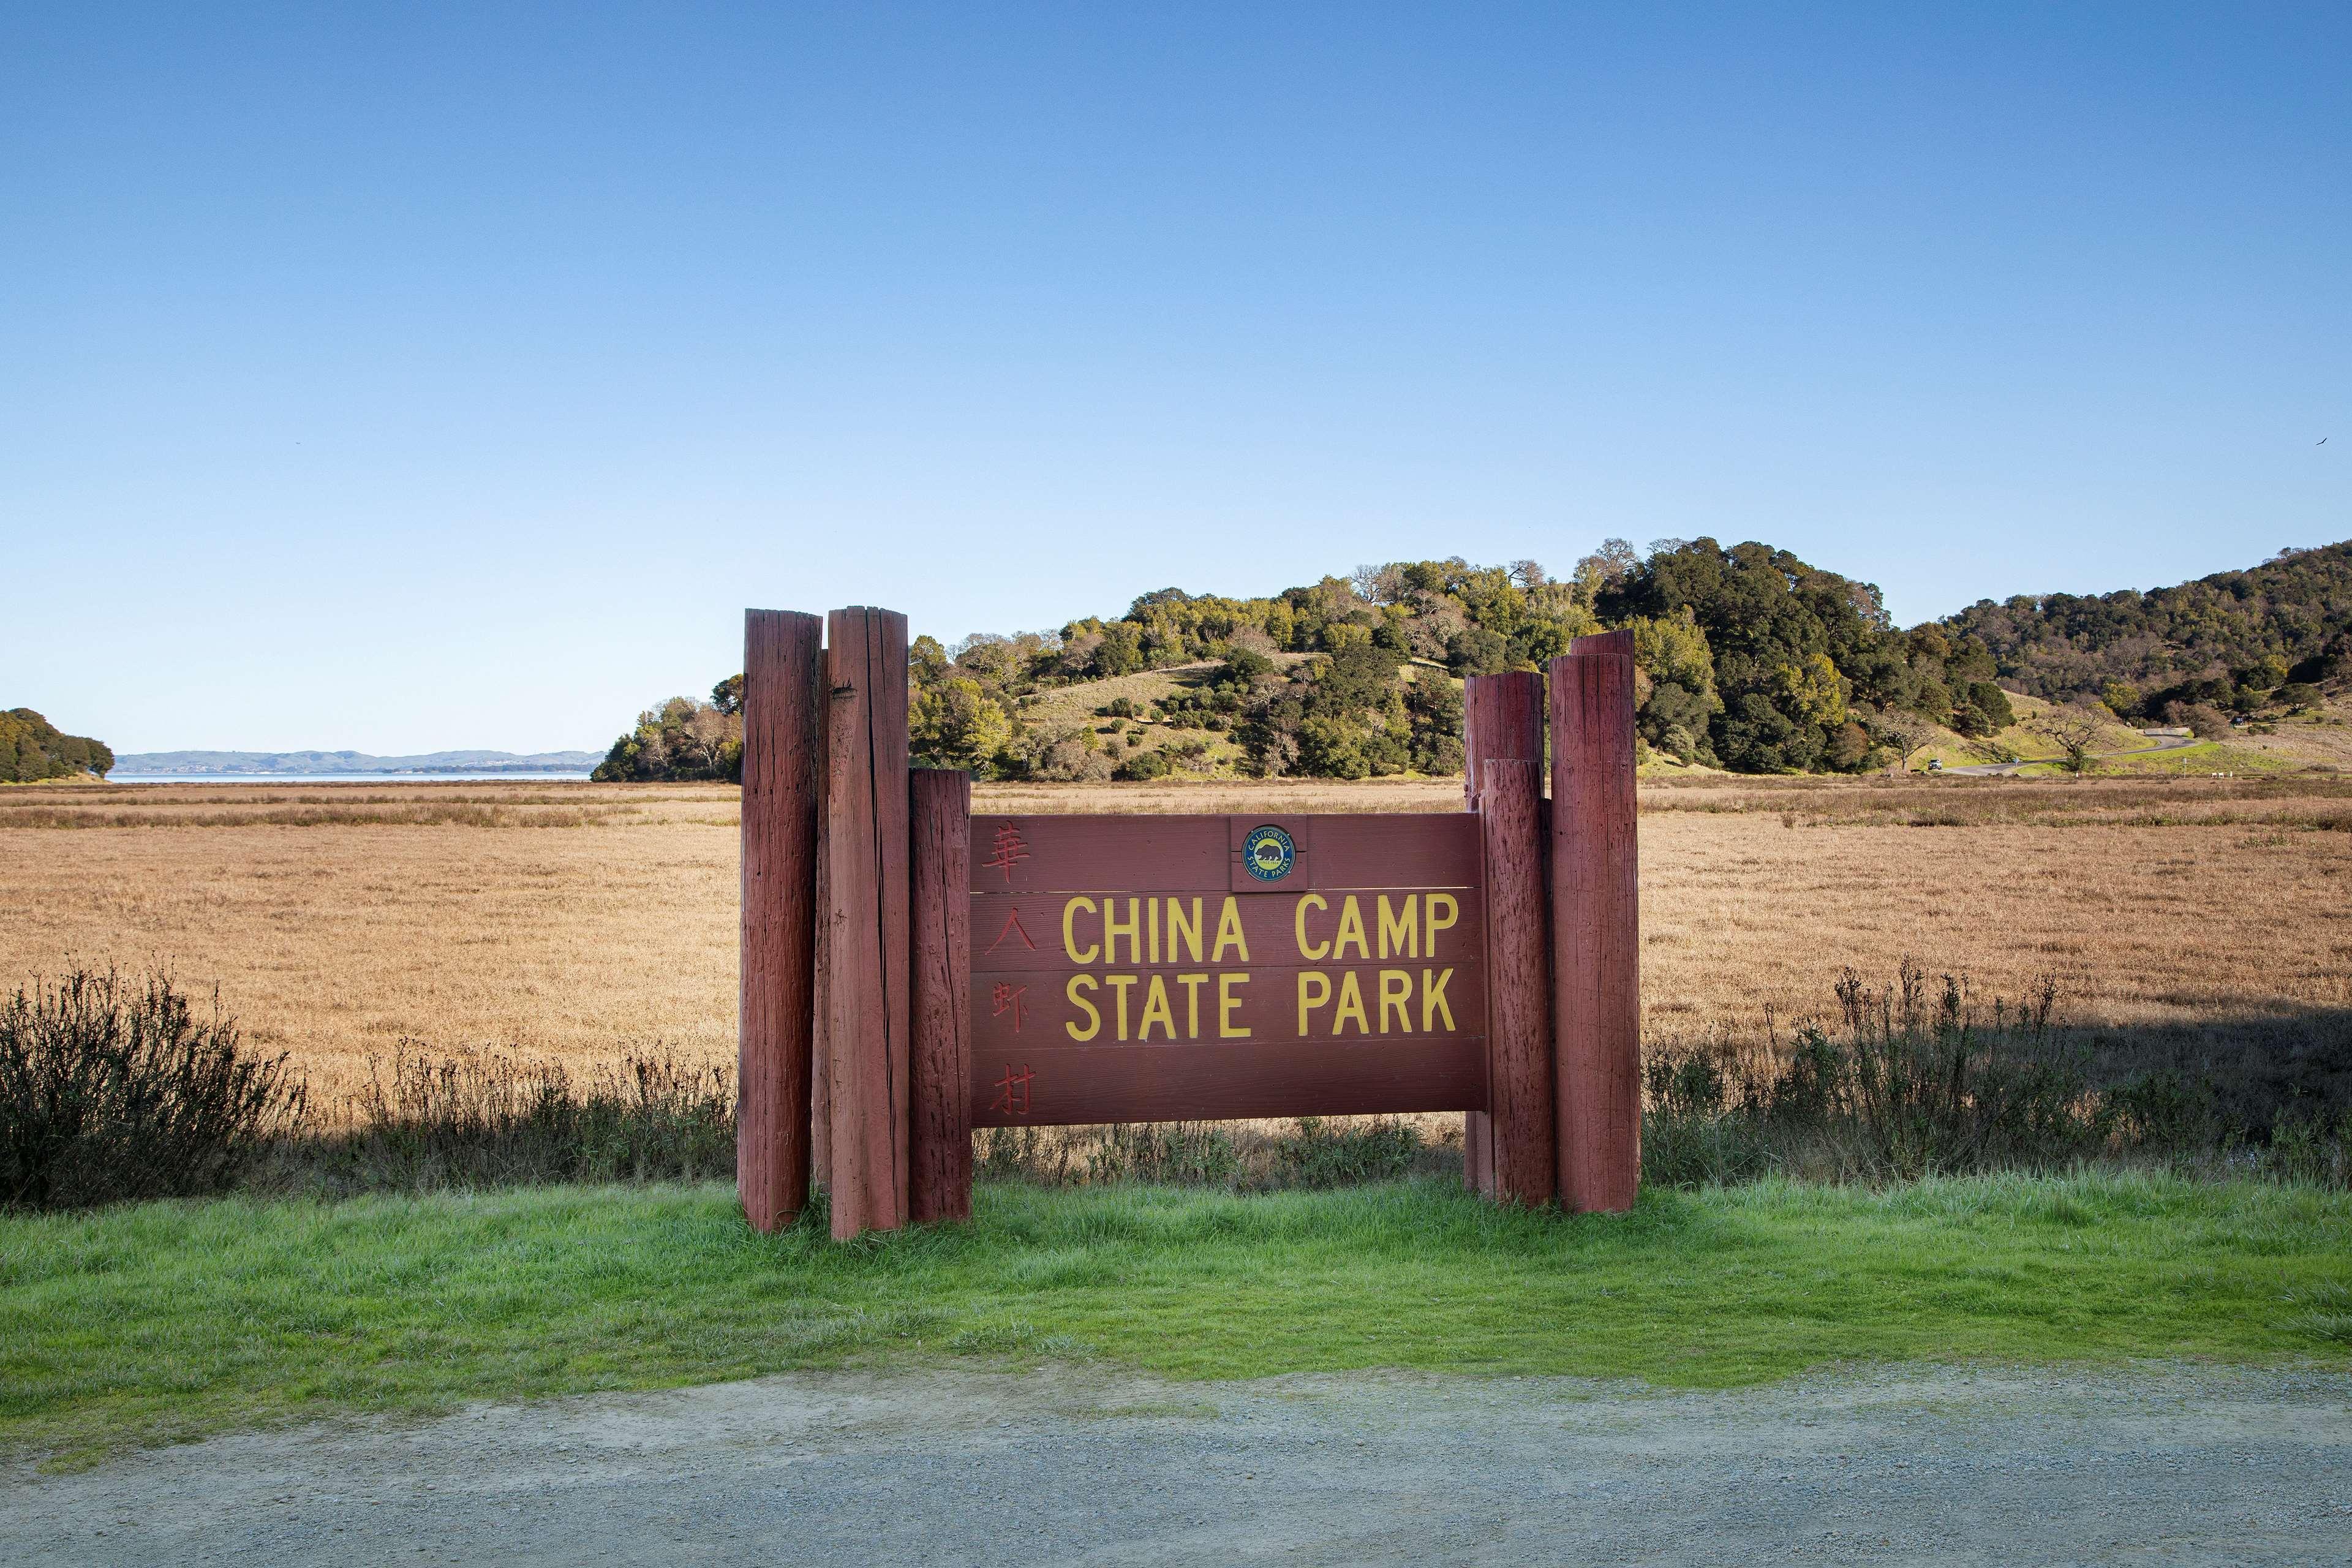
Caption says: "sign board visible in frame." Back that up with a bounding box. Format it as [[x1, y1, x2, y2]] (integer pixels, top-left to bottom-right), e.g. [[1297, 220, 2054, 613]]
[[734, 605, 1638, 1238], [967, 814, 1488, 1125]]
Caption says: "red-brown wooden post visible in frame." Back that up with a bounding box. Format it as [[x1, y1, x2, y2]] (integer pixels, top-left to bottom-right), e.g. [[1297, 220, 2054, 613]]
[[824, 606, 913, 1238], [1479, 757, 1556, 1205], [1550, 630, 1640, 1213], [909, 767, 972, 1224], [739, 609, 824, 1232], [810, 802, 831, 1186], [1462, 670, 1544, 1197]]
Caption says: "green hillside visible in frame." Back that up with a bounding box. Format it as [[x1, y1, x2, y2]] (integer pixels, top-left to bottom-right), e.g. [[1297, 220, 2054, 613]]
[[601, 537, 2350, 783], [0, 709, 113, 783], [1941, 540, 2352, 717]]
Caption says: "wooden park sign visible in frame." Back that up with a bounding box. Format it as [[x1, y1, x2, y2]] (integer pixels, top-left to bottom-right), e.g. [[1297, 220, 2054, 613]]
[[737, 607, 1640, 1240]]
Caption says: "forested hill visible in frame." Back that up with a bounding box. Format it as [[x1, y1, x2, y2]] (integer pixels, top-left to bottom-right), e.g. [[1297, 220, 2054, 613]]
[[598, 536, 2348, 785], [1, 709, 114, 782], [1939, 541, 2352, 715], [603, 540, 2027, 783]]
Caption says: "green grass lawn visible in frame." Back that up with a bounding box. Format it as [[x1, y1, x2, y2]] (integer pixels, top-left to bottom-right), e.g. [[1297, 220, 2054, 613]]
[[2008, 741, 2299, 778], [4, 1174, 2348, 1464]]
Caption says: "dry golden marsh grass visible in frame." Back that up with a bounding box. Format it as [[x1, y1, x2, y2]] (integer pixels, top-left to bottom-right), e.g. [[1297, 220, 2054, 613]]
[[7, 772, 2351, 1109]]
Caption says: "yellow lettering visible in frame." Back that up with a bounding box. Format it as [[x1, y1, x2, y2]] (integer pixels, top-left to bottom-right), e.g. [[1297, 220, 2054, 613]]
[[1168, 897, 1202, 963], [1425, 893, 1459, 956], [1139, 974, 1175, 1041], [1213, 897, 1250, 962], [1107, 973, 1137, 1040], [1296, 970, 1330, 1035], [1065, 974, 1100, 1041], [1422, 967, 1456, 1032], [1178, 972, 1207, 1038], [1062, 896, 1098, 964], [1378, 894, 1418, 960], [1104, 899, 1140, 966], [1293, 892, 1330, 960], [1378, 969, 1413, 1033], [1333, 970, 1368, 1035], [1147, 898, 1160, 965], [1333, 896, 1370, 961], [1219, 973, 1251, 1038]]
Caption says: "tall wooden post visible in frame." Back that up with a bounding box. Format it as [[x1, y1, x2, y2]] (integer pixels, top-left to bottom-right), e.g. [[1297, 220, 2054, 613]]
[[739, 609, 824, 1232], [1550, 630, 1640, 1213], [824, 606, 913, 1238], [1479, 757, 1556, 1205], [910, 768, 973, 1224], [1462, 670, 1545, 1197], [810, 800, 831, 1186]]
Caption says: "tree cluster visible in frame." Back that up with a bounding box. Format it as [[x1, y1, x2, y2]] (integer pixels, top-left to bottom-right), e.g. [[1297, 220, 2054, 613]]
[[589, 680, 744, 782], [0, 709, 113, 782], [1598, 539, 2008, 772], [899, 562, 1575, 780], [1943, 540, 2352, 714], [625, 533, 2220, 784]]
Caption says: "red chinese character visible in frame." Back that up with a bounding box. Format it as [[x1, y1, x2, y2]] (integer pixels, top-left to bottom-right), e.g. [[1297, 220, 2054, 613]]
[[981, 821, 1030, 883], [990, 1062, 1035, 1118], [990, 981, 1030, 1031], [986, 907, 1036, 954]]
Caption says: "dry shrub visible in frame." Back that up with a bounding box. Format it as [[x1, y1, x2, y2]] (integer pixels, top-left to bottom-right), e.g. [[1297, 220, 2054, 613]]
[[277, 1045, 736, 1195], [1642, 963, 2350, 1188], [0, 968, 305, 1210]]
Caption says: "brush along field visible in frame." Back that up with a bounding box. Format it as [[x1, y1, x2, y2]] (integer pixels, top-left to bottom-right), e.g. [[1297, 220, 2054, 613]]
[[5, 773, 2351, 1108]]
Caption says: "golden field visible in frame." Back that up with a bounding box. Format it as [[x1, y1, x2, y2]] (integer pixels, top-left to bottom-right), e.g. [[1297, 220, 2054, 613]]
[[6, 774, 2351, 1109]]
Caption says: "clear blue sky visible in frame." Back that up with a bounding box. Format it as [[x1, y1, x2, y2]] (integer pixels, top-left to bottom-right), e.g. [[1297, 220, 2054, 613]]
[[6, 3, 2345, 755]]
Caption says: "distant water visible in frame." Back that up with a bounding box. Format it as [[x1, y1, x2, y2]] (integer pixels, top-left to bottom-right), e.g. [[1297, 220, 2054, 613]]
[[105, 772, 598, 784]]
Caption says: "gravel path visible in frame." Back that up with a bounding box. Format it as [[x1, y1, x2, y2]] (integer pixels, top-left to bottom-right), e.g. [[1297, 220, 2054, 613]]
[[7, 1363, 2351, 1565]]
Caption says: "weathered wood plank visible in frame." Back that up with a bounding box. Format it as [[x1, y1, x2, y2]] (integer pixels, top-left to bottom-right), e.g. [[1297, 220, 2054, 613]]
[[1462, 670, 1544, 1197], [825, 606, 912, 1238], [737, 609, 823, 1233], [964, 814, 1479, 897], [1479, 758, 1555, 1206], [1551, 630, 1641, 1213], [910, 768, 973, 1224], [870, 610, 913, 1226], [970, 1038, 1488, 1126]]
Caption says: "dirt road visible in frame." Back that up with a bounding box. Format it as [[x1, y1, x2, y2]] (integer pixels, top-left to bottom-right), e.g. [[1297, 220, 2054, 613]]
[[7, 1363, 2350, 1565]]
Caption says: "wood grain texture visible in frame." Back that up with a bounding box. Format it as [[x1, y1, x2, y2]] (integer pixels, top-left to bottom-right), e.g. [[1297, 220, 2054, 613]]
[[869, 611, 914, 1227], [910, 768, 973, 1224], [965, 814, 1479, 896], [1461, 670, 1545, 1197], [810, 745, 831, 1188], [1551, 630, 1641, 1213], [969, 1038, 1487, 1126], [737, 609, 823, 1234], [1479, 758, 1556, 1206], [824, 606, 913, 1238]]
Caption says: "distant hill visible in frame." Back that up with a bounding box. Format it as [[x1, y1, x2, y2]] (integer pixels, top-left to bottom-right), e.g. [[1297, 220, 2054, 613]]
[[600, 538, 2348, 784], [113, 748, 601, 776], [1940, 541, 2352, 705], [1, 709, 115, 782], [628, 543, 2030, 783]]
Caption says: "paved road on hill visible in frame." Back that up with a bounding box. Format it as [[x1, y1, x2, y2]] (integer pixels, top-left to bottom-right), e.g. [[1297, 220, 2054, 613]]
[[7, 1363, 2350, 1565], [1944, 729, 2203, 776]]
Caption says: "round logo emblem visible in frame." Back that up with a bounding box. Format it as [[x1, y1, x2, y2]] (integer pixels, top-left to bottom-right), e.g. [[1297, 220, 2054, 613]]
[[1242, 824, 1296, 883]]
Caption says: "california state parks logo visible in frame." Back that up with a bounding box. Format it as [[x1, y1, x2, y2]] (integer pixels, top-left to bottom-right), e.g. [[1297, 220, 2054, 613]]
[[1243, 824, 1296, 882]]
